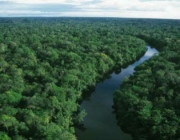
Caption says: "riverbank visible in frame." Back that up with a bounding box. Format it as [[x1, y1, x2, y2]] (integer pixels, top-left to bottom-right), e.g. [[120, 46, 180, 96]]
[[76, 46, 158, 140]]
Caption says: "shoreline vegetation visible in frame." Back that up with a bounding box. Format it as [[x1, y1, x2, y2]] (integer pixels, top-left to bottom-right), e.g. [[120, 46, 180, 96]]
[[0, 17, 180, 140], [113, 24, 180, 139]]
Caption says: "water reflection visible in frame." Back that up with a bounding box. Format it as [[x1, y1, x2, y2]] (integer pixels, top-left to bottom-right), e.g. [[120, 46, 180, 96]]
[[76, 46, 158, 140]]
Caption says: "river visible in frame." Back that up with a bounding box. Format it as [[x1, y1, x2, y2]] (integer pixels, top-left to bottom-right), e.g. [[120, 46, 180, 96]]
[[76, 46, 158, 140]]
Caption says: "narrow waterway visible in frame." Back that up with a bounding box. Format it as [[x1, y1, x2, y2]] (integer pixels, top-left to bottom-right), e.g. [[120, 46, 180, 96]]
[[76, 46, 158, 140]]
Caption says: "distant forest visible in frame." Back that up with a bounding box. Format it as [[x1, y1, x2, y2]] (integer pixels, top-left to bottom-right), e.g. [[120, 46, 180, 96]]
[[0, 18, 180, 140]]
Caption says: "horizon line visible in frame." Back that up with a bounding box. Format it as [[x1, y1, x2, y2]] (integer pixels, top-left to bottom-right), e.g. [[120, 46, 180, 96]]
[[0, 16, 180, 20]]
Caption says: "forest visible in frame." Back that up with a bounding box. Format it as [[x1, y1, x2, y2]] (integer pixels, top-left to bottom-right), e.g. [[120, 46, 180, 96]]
[[0, 17, 180, 140], [113, 19, 180, 140]]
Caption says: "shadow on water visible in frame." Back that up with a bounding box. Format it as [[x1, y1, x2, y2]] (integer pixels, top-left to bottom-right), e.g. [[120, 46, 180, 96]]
[[76, 46, 158, 140]]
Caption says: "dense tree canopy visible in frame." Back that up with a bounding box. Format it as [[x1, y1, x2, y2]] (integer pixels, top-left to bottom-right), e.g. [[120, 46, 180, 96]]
[[0, 17, 147, 140], [113, 18, 180, 140], [1, 17, 180, 139]]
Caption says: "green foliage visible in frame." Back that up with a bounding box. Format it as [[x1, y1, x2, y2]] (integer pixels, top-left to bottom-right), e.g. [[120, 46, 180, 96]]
[[0, 132, 11, 140], [114, 52, 180, 139], [0, 18, 147, 139], [1, 17, 180, 140]]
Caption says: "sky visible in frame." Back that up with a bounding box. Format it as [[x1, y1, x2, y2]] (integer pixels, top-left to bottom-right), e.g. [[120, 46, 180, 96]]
[[0, 0, 180, 19]]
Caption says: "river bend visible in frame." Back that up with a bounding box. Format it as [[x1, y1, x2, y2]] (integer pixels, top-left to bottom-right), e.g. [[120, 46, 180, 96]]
[[77, 46, 158, 140]]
